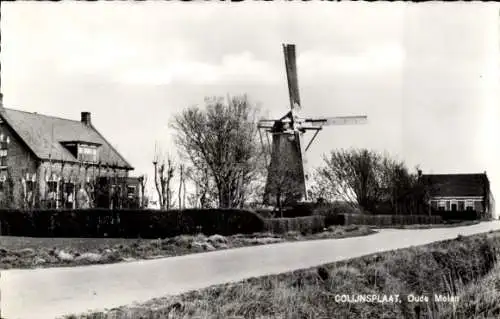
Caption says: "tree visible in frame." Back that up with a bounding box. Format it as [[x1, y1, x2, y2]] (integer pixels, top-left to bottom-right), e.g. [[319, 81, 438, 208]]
[[379, 159, 427, 215], [313, 149, 383, 211], [153, 150, 176, 210], [183, 164, 217, 208], [313, 148, 429, 215], [138, 174, 148, 208], [171, 95, 265, 208], [176, 164, 191, 210]]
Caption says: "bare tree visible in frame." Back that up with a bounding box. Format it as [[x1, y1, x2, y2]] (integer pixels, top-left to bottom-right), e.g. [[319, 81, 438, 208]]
[[313, 149, 382, 211], [153, 148, 176, 210], [138, 174, 148, 208], [171, 95, 264, 208], [184, 164, 216, 208], [178, 165, 187, 209], [165, 158, 176, 210], [314, 148, 430, 215], [182, 169, 186, 209]]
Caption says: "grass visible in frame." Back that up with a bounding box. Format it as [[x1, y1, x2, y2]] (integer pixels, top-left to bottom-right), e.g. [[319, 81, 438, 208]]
[[0, 225, 375, 270], [378, 220, 480, 230], [63, 230, 500, 319]]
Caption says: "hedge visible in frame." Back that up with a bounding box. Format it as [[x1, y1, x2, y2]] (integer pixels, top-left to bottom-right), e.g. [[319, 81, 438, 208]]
[[0, 208, 266, 238], [311, 201, 363, 227], [265, 216, 326, 235], [433, 209, 481, 221], [281, 202, 317, 217], [338, 213, 442, 226]]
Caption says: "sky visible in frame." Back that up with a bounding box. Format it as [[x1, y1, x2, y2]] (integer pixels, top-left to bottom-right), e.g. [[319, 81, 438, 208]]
[[2, 2, 499, 215]]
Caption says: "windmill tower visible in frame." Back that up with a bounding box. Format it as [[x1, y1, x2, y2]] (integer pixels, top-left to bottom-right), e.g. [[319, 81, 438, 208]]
[[258, 44, 368, 206]]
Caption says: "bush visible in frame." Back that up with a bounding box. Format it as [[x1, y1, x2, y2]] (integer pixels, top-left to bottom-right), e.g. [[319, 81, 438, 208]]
[[281, 202, 317, 218], [311, 201, 362, 226], [0, 208, 266, 239], [253, 209, 275, 219], [265, 216, 325, 235]]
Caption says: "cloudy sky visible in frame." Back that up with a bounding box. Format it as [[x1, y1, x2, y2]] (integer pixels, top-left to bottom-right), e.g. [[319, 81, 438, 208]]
[[2, 2, 499, 213]]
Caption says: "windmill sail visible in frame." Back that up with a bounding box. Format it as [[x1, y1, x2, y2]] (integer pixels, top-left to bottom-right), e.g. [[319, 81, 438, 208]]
[[283, 44, 301, 112], [306, 115, 368, 126], [260, 44, 368, 205]]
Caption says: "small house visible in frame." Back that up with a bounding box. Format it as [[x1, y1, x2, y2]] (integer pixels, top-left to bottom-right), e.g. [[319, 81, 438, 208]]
[[0, 98, 142, 209], [422, 172, 495, 219]]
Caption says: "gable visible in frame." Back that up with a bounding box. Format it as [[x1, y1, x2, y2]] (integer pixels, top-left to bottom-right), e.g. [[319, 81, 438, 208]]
[[0, 108, 133, 170]]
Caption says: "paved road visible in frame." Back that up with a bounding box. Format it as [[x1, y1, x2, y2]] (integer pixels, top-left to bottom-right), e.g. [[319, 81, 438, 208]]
[[2, 221, 500, 319]]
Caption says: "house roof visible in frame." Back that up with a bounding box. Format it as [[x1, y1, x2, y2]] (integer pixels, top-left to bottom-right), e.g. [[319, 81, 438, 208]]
[[0, 108, 133, 170], [421, 173, 489, 197]]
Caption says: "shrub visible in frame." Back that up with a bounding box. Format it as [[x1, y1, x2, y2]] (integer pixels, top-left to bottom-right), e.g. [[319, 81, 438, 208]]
[[312, 201, 362, 227], [253, 209, 275, 219], [265, 216, 325, 235], [282, 202, 317, 218]]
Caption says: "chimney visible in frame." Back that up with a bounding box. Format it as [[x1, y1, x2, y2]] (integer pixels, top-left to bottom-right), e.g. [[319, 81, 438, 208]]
[[81, 112, 91, 126]]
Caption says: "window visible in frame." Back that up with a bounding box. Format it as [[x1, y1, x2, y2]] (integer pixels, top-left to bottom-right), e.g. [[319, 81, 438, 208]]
[[0, 148, 7, 167], [48, 181, 57, 193], [47, 181, 58, 200], [26, 180, 35, 193], [438, 200, 447, 211], [458, 200, 465, 211], [450, 200, 458, 211], [465, 200, 475, 211], [63, 182, 75, 208], [127, 185, 136, 198], [26, 180, 35, 204], [78, 145, 98, 163]]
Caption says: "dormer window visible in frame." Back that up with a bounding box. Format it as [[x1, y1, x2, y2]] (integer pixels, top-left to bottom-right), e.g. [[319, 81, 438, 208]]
[[60, 141, 101, 163], [78, 145, 98, 163]]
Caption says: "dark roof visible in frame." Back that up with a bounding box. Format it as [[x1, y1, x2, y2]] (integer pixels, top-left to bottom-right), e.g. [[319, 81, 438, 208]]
[[421, 173, 489, 197], [0, 108, 133, 169]]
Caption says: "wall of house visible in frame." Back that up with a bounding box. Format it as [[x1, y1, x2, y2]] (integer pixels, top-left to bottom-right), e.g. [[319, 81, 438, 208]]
[[37, 161, 129, 193], [0, 121, 39, 207], [430, 197, 485, 213], [0, 117, 135, 209], [36, 161, 130, 207]]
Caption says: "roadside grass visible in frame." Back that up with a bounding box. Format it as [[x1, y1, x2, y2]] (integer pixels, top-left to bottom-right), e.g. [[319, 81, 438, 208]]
[[0, 225, 375, 270], [63, 231, 500, 319], [437, 262, 500, 319], [383, 220, 480, 230]]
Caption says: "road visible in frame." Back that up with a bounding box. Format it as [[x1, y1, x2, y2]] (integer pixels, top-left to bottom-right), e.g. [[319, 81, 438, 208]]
[[2, 221, 500, 319]]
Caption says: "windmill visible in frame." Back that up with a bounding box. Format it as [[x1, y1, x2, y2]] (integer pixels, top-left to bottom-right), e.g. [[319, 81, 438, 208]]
[[258, 44, 367, 206]]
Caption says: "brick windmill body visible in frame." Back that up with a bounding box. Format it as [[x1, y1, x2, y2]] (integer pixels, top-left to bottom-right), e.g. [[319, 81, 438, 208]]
[[258, 44, 368, 207]]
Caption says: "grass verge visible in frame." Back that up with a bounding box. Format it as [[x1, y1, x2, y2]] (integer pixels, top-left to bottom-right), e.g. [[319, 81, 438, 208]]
[[0, 225, 375, 270], [376, 220, 481, 230], [63, 230, 500, 319]]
